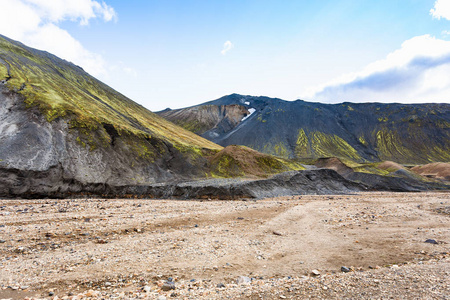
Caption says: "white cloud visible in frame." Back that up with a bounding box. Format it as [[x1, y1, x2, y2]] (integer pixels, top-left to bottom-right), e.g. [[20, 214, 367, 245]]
[[0, 0, 117, 76], [221, 40, 234, 55], [302, 35, 450, 103], [430, 0, 450, 20]]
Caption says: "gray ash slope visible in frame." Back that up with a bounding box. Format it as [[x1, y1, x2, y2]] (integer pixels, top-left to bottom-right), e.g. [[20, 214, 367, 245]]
[[0, 169, 367, 199], [158, 94, 450, 164]]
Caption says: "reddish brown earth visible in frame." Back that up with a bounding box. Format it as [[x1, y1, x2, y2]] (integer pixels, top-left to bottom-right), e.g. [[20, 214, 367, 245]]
[[411, 162, 450, 181]]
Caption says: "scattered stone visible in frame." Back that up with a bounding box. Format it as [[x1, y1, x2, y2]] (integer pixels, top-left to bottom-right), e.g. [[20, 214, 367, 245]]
[[0, 239, 5, 243], [48, 291, 54, 296], [425, 239, 438, 244], [105, 281, 112, 286], [311, 269, 321, 276], [236, 276, 252, 285], [20, 285, 29, 290], [157, 296, 167, 300], [341, 266, 351, 273], [85, 290, 97, 297], [273, 231, 283, 236], [142, 285, 151, 292], [162, 281, 175, 291], [217, 283, 226, 288], [15, 246, 25, 253]]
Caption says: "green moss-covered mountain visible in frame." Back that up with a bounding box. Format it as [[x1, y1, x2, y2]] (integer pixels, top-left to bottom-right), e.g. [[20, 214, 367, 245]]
[[158, 94, 450, 164], [0, 34, 221, 150], [0, 35, 304, 197]]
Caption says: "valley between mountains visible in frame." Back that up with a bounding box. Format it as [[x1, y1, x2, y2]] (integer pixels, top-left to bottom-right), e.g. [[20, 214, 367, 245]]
[[0, 34, 449, 300]]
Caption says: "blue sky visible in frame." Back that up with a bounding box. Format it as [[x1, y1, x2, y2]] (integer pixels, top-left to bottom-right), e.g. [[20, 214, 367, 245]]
[[1, 0, 450, 110]]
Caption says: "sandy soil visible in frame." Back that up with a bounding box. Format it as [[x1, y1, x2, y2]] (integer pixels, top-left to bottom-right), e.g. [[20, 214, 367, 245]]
[[0, 192, 449, 299]]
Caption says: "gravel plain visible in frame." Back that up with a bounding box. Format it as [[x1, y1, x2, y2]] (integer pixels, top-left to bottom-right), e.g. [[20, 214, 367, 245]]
[[0, 192, 449, 299]]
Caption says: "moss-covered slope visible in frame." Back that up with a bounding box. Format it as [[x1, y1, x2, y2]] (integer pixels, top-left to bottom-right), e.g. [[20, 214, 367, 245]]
[[0, 34, 220, 152], [208, 145, 304, 178]]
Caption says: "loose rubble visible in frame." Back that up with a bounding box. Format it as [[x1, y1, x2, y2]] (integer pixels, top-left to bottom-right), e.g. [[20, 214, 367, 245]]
[[0, 192, 448, 299]]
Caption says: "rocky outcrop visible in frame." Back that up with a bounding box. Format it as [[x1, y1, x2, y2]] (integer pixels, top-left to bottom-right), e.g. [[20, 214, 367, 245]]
[[0, 83, 210, 196], [158, 104, 249, 140]]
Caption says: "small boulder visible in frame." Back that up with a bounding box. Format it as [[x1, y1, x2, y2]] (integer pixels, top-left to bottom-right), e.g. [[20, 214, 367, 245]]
[[341, 266, 351, 273], [162, 281, 175, 291], [425, 239, 438, 244]]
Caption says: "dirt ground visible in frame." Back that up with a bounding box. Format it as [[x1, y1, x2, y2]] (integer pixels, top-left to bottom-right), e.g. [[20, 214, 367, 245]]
[[0, 192, 449, 299]]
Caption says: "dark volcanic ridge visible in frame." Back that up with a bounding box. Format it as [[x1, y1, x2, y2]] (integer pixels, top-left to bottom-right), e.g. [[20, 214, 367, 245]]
[[158, 94, 450, 164]]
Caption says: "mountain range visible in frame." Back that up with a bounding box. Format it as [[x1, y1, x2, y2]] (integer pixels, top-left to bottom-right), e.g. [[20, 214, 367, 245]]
[[157, 94, 450, 164], [0, 34, 448, 198]]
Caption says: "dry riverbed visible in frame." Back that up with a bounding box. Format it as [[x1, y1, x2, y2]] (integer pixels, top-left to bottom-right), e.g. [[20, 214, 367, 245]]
[[0, 192, 449, 299]]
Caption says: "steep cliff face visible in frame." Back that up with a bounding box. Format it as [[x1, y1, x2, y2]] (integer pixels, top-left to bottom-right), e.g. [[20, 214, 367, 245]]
[[0, 84, 214, 197], [158, 104, 249, 140], [158, 94, 450, 164]]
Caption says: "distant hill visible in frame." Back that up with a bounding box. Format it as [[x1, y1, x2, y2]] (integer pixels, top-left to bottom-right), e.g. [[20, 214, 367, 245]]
[[0, 35, 302, 197], [157, 94, 450, 164]]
